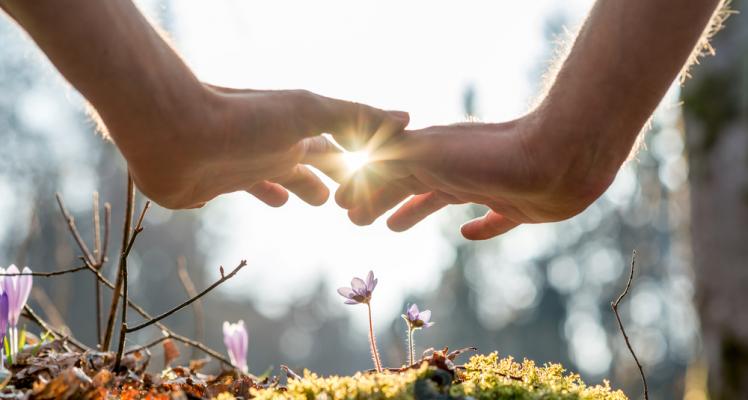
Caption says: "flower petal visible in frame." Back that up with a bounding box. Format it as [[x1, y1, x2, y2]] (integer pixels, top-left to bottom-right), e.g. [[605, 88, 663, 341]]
[[407, 304, 419, 320], [344, 299, 360, 305], [337, 287, 355, 298], [351, 278, 366, 294], [423, 322, 435, 328], [419, 310, 431, 323]]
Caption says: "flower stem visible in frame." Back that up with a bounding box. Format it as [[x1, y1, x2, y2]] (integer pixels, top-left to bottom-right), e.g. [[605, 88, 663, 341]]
[[366, 303, 382, 372], [408, 327, 415, 366]]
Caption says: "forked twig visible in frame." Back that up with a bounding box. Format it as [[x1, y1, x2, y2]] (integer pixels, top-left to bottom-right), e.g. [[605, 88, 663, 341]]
[[114, 200, 151, 369], [125, 260, 248, 333], [611, 250, 648, 400], [80, 257, 235, 366], [103, 175, 136, 351]]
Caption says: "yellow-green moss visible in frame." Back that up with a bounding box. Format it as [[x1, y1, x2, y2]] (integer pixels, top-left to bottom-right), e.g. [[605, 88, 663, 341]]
[[243, 353, 627, 400]]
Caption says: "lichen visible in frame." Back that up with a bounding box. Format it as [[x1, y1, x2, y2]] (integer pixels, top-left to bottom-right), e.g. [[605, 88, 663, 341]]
[[245, 353, 627, 400]]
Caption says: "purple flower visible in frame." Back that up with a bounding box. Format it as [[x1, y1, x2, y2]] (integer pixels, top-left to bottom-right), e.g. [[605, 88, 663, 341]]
[[223, 320, 248, 373], [337, 270, 378, 305], [402, 304, 434, 329], [3, 265, 32, 327], [0, 292, 7, 339]]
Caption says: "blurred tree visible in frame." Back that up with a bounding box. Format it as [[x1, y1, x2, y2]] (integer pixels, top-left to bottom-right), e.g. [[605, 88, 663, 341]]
[[682, 0, 748, 396]]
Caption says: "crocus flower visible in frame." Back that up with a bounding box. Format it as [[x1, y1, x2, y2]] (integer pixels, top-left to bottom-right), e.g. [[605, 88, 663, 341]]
[[0, 292, 7, 370], [402, 304, 434, 329], [401, 303, 435, 366], [2, 265, 32, 360], [338, 270, 382, 372], [337, 270, 377, 305], [223, 320, 248, 373]]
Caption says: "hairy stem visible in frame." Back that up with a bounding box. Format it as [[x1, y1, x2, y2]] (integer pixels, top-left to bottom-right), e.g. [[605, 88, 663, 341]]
[[408, 328, 415, 366], [367, 303, 382, 372]]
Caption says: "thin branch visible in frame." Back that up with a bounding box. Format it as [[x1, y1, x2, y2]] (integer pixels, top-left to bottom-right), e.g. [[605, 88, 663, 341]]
[[97, 203, 111, 347], [100, 203, 112, 266], [176, 256, 205, 358], [103, 174, 135, 351], [93, 192, 101, 262], [80, 258, 234, 366], [55, 193, 97, 268], [22, 305, 89, 352], [126, 260, 247, 333], [115, 200, 151, 370], [93, 193, 102, 345], [2, 265, 88, 277], [611, 250, 648, 400]]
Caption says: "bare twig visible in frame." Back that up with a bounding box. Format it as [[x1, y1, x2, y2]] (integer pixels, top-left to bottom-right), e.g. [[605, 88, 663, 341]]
[[2, 265, 88, 277], [93, 193, 102, 344], [97, 203, 112, 346], [22, 305, 89, 351], [176, 256, 205, 358], [115, 200, 151, 369], [81, 259, 235, 366], [101, 203, 112, 266], [126, 260, 248, 333], [611, 250, 648, 400], [55, 193, 97, 268], [103, 174, 135, 351], [93, 192, 101, 262]]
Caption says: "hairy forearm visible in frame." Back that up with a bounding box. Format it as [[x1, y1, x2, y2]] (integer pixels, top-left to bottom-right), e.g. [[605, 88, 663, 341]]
[[0, 0, 206, 150], [532, 0, 723, 191]]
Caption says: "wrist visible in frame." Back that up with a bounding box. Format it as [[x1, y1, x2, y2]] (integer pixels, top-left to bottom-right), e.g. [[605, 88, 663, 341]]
[[521, 107, 617, 207]]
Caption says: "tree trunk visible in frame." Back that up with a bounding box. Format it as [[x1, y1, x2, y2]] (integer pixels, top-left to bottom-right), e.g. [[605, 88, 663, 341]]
[[683, 1, 748, 397]]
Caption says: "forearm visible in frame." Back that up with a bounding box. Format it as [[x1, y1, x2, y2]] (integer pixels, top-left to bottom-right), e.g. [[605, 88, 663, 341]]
[[0, 0, 206, 150], [532, 0, 723, 190]]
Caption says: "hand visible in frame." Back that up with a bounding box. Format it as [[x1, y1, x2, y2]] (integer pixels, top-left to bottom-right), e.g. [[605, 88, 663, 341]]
[[113, 84, 408, 209], [335, 113, 615, 239]]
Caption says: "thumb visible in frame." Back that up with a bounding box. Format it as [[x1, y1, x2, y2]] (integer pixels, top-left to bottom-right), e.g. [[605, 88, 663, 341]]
[[299, 91, 409, 151]]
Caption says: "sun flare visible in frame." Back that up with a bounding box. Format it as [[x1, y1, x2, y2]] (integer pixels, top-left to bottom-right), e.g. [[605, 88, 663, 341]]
[[342, 150, 370, 172]]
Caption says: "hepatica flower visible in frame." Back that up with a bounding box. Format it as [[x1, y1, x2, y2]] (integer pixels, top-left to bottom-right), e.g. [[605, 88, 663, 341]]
[[401, 304, 434, 365], [403, 304, 434, 329], [223, 320, 248, 373], [338, 270, 382, 372], [1, 265, 32, 361], [337, 270, 377, 305]]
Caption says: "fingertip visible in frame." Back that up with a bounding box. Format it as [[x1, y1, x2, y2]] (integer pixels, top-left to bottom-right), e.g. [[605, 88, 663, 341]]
[[348, 208, 374, 227], [307, 187, 330, 207], [386, 216, 408, 232], [388, 110, 410, 126]]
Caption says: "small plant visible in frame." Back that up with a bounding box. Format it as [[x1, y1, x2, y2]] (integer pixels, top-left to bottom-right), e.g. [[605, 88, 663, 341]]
[[338, 270, 382, 372], [401, 303, 434, 365], [223, 320, 249, 373]]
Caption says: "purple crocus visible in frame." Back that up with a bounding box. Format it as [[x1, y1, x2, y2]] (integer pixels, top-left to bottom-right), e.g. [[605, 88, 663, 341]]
[[401, 303, 435, 366], [337, 270, 377, 305], [338, 270, 382, 372], [223, 320, 248, 373], [0, 291, 7, 370], [2, 265, 32, 360], [403, 304, 434, 329]]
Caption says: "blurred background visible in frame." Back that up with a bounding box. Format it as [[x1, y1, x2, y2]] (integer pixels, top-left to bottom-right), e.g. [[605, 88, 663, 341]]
[[1, 1, 746, 399]]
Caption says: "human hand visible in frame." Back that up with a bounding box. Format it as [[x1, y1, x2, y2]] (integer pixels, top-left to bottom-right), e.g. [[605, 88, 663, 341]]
[[335, 113, 615, 239], [112, 84, 408, 209]]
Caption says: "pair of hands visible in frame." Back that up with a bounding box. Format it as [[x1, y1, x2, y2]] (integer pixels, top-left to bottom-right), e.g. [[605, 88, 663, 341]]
[[121, 83, 608, 240]]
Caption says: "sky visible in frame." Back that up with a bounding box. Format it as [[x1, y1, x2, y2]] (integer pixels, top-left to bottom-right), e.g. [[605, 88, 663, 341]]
[[144, 0, 596, 326]]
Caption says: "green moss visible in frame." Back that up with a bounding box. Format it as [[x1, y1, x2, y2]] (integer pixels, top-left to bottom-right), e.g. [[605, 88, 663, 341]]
[[247, 353, 627, 400]]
